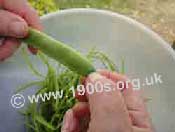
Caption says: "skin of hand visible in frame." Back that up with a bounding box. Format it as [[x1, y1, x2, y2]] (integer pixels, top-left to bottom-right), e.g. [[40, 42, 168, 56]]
[[0, 0, 42, 61], [61, 70, 154, 132]]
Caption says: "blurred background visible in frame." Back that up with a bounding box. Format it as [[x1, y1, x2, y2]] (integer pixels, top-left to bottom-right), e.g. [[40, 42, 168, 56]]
[[29, 0, 175, 45]]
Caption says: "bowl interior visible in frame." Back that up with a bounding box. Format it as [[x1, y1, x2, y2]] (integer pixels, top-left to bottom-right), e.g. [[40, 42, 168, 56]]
[[0, 9, 175, 132]]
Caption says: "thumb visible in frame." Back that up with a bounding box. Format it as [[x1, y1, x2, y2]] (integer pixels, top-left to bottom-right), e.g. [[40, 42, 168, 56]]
[[85, 73, 133, 132], [0, 10, 28, 38]]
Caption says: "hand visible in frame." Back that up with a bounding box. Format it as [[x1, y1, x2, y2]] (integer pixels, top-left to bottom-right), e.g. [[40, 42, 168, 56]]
[[61, 70, 154, 132], [0, 0, 42, 61]]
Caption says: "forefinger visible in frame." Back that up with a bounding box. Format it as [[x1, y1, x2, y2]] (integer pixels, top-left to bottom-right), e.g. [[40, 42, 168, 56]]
[[1, 0, 42, 30], [98, 69, 153, 128], [1, 0, 42, 54]]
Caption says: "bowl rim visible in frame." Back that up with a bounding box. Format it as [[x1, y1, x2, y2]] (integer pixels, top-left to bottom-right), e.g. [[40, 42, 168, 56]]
[[41, 8, 175, 60]]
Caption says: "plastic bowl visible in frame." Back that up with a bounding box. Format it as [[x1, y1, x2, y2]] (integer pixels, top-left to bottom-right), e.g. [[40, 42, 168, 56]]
[[0, 9, 175, 132]]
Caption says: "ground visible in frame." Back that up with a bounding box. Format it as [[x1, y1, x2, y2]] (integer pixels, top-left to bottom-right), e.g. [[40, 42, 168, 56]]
[[128, 0, 175, 45]]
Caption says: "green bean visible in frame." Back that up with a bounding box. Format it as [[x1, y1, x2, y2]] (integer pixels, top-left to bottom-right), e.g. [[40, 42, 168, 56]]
[[23, 28, 95, 76]]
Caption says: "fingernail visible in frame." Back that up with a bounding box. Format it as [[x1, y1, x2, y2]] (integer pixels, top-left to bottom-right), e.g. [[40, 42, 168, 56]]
[[62, 109, 74, 132], [88, 73, 104, 82], [9, 22, 28, 38]]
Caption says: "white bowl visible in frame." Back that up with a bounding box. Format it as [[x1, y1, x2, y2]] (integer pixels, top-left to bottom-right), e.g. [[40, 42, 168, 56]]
[[0, 9, 175, 132]]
